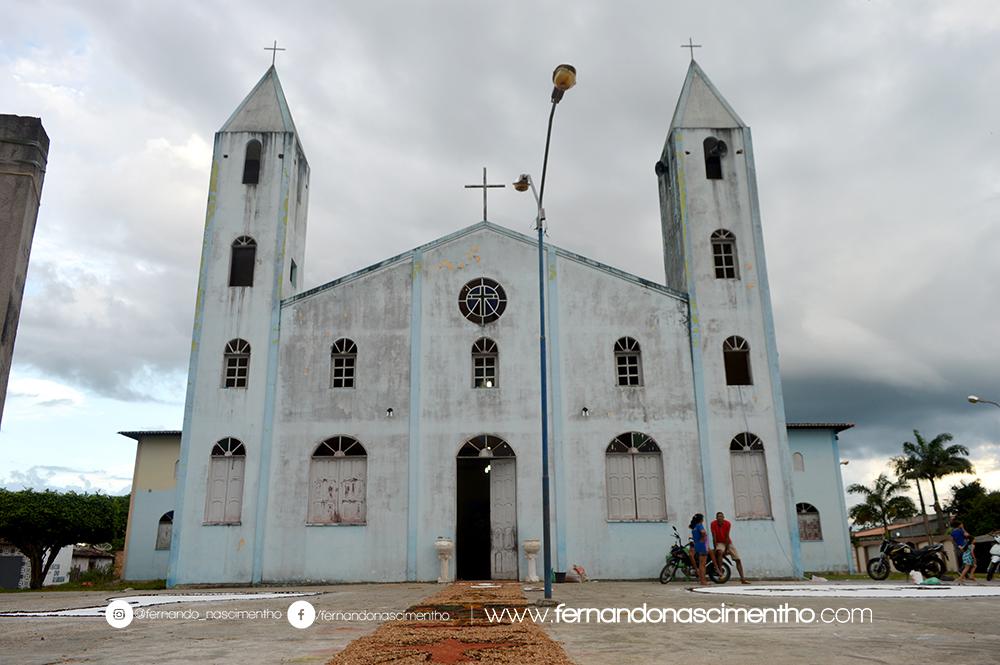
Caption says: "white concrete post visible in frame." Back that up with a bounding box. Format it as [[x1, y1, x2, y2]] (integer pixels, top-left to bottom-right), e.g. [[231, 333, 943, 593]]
[[434, 537, 453, 584], [524, 538, 541, 583]]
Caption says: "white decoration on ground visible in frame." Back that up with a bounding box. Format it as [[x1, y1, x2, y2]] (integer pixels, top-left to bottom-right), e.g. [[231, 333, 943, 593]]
[[692, 584, 1000, 599], [0, 591, 318, 618]]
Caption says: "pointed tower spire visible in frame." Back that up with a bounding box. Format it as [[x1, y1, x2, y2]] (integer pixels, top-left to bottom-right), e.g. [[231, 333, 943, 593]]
[[669, 60, 746, 130], [220, 66, 298, 134]]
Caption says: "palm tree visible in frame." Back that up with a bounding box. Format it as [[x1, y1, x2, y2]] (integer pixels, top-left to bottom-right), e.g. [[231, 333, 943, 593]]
[[902, 431, 974, 523], [892, 455, 931, 540], [847, 473, 918, 533]]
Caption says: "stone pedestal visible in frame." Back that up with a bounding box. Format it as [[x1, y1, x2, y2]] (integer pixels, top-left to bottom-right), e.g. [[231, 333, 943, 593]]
[[523, 539, 541, 583], [434, 537, 454, 584]]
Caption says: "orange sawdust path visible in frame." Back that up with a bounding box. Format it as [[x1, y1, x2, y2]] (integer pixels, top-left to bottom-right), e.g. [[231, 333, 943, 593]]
[[327, 581, 575, 664]]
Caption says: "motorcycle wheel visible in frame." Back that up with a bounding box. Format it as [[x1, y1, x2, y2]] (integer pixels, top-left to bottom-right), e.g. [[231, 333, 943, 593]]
[[921, 557, 944, 579], [866, 557, 890, 581], [710, 561, 732, 584], [659, 562, 677, 584], [987, 561, 998, 582]]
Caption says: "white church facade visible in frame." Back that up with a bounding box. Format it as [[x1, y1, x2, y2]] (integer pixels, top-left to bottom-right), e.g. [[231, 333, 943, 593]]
[[121, 62, 855, 585]]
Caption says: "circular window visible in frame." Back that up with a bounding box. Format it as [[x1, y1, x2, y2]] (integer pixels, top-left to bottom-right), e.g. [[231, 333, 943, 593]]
[[459, 278, 507, 325]]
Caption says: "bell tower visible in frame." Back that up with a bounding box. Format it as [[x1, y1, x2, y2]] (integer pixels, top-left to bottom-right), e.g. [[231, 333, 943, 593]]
[[169, 66, 310, 585], [657, 61, 801, 577]]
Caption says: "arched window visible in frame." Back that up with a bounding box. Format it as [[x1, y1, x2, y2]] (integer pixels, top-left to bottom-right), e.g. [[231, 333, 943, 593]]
[[792, 452, 805, 472], [204, 438, 246, 524], [703, 136, 726, 180], [242, 139, 262, 184], [723, 336, 752, 386], [614, 337, 643, 386], [458, 434, 515, 458], [605, 432, 666, 521], [308, 436, 367, 524], [711, 229, 739, 279], [729, 433, 771, 519], [796, 502, 823, 541], [222, 339, 251, 388], [155, 511, 173, 550], [330, 338, 358, 388], [471, 338, 498, 388], [229, 236, 257, 287]]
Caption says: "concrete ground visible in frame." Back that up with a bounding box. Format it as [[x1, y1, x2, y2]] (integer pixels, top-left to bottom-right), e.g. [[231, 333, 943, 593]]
[[0, 581, 998, 664]]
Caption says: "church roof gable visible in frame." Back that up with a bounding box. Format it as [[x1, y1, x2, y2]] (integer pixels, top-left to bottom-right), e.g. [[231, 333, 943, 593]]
[[670, 60, 746, 130], [220, 66, 298, 134], [284, 221, 687, 307]]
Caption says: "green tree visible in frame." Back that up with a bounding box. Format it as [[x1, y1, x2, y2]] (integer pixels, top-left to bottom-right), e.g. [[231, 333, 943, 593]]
[[848, 473, 917, 532], [946, 480, 1000, 537], [0, 490, 126, 589], [902, 431, 973, 522], [892, 455, 931, 539]]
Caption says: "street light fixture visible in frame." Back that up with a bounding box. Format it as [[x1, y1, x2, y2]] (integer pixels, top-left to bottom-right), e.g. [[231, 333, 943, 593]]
[[968, 395, 1000, 408], [515, 63, 576, 602]]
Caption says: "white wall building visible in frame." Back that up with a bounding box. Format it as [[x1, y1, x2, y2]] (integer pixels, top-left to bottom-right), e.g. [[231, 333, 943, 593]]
[[122, 61, 855, 584]]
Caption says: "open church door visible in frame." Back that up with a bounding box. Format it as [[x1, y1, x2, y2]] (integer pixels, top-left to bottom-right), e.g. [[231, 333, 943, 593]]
[[490, 458, 518, 579]]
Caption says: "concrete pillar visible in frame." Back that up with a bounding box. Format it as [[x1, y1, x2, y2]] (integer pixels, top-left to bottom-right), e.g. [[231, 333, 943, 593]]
[[0, 115, 49, 428]]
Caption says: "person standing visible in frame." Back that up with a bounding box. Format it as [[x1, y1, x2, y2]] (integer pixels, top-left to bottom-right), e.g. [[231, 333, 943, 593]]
[[711, 511, 750, 584], [689, 513, 709, 586], [951, 519, 976, 583]]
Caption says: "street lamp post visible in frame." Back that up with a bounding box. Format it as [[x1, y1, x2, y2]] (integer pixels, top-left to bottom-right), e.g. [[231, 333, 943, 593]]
[[514, 64, 576, 602], [968, 395, 1000, 409]]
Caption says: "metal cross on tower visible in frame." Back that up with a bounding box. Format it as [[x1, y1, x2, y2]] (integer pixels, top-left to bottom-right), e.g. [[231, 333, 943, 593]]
[[681, 38, 702, 61], [464, 167, 506, 221], [265, 40, 286, 66]]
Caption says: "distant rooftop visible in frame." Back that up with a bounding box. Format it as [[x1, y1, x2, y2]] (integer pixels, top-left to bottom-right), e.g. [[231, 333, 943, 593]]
[[786, 422, 854, 433], [118, 430, 182, 441]]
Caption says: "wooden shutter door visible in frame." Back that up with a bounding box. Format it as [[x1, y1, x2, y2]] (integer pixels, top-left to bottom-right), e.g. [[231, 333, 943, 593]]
[[223, 457, 245, 523], [606, 454, 636, 520], [634, 453, 666, 520]]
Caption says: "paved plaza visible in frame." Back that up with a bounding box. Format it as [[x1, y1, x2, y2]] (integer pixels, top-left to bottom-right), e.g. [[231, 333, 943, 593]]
[[1, 580, 998, 664]]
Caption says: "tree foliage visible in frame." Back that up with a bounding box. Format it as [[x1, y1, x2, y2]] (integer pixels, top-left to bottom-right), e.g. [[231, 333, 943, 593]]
[[946, 480, 1000, 537], [847, 473, 917, 531], [0, 490, 129, 589], [902, 430, 973, 521]]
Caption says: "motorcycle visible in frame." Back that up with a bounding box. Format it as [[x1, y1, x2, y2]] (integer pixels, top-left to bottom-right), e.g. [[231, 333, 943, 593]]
[[986, 534, 1000, 581], [659, 526, 731, 584], [866, 537, 945, 580]]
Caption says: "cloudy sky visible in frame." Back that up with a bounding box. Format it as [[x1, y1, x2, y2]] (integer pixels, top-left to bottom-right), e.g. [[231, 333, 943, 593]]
[[2, 1, 999, 509]]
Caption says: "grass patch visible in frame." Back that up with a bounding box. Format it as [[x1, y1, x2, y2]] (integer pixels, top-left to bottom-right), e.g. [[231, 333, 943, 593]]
[[1, 579, 166, 593]]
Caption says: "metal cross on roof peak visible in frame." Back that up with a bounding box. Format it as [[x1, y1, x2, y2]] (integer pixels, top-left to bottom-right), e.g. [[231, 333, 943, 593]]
[[265, 40, 286, 67], [681, 38, 702, 61], [464, 167, 506, 222]]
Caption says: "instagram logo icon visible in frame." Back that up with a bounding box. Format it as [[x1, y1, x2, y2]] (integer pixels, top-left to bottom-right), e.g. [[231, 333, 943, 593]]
[[105, 600, 134, 628]]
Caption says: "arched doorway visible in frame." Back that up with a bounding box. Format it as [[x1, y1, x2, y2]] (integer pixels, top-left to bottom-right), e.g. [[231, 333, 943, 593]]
[[456, 435, 517, 580]]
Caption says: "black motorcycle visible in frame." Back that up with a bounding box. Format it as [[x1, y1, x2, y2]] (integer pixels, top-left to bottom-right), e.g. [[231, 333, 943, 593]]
[[866, 537, 945, 580], [659, 526, 731, 584]]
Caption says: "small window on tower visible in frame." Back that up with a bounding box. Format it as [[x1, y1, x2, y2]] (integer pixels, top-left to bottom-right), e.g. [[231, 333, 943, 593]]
[[243, 140, 262, 184], [703, 136, 726, 180], [723, 335, 752, 386], [290, 259, 297, 287], [229, 236, 256, 287], [711, 229, 739, 279]]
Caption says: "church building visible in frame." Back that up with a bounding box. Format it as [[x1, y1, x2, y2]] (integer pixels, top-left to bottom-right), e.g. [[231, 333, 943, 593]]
[[121, 61, 855, 585]]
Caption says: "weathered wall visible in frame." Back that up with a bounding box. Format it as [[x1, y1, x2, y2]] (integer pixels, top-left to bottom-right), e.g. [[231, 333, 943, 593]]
[[123, 435, 180, 580], [0, 115, 48, 428], [659, 64, 799, 577], [265, 259, 412, 582], [171, 125, 308, 585], [552, 252, 701, 579], [259, 225, 698, 582], [788, 429, 854, 572]]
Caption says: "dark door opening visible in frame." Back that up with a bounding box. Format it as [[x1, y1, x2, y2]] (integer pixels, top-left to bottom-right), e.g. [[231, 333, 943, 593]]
[[456, 458, 491, 580]]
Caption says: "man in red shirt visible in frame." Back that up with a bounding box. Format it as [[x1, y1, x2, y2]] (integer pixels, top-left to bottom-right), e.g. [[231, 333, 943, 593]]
[[711, 511, 750, 584]]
